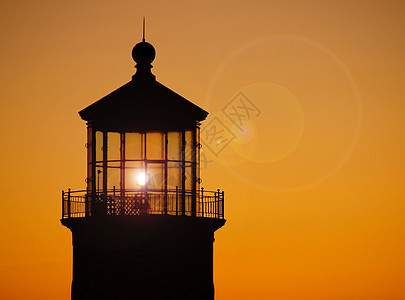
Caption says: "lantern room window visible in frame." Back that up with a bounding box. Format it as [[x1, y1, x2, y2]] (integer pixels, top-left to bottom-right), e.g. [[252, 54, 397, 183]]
[[85, 125, 201, 216]]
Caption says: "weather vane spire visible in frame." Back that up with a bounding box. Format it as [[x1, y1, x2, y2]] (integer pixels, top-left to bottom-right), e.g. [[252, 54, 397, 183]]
[[142, 17, 145, 42]]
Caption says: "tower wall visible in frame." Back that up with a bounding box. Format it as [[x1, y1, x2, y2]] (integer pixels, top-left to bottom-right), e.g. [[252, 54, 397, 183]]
[[62, 216, 225, 300]]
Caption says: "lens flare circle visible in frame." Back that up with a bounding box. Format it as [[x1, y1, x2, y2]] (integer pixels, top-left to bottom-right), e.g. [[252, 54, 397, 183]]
[[232, 82, 304, 164], [205, 35, 362, 191]]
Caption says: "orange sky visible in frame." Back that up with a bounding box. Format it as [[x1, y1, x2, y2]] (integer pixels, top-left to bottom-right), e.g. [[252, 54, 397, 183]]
[[1, 1, 405, 299]]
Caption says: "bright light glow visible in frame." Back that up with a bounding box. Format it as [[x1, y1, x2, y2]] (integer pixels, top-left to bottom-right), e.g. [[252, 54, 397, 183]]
[[137, 172, 146, 186]]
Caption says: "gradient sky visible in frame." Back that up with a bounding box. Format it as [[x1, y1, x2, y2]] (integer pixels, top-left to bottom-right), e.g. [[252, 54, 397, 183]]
[[1, 1, 404, 299]]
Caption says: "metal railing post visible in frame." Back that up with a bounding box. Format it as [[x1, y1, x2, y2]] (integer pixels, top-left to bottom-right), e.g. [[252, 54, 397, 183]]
[[67, 188, 71, 218], [176, 186, 179, 216], [201, 187, 204, 218], [222, 191, 224, 219], [62, 190, 65, 219], [217, 189, 220, 219], [144, 187, 148, 214], [85, 187, 89, 217]]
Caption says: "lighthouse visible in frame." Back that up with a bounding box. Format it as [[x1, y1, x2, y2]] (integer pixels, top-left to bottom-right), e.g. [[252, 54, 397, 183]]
[[61, 32, 226, 300]]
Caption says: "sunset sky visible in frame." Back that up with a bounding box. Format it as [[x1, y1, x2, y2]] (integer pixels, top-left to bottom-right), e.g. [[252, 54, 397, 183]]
[[1, 1, 405, 299]]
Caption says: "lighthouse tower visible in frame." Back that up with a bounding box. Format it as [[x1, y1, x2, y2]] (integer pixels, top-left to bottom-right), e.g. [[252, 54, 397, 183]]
[[61, 35, 225, 300]]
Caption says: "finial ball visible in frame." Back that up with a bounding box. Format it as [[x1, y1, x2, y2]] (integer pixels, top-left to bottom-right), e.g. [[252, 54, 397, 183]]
[[132, 41, 156, 64]]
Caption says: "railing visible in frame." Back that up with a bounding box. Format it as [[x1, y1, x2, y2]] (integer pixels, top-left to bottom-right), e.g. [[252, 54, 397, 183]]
[[62, 188, 224, 220]]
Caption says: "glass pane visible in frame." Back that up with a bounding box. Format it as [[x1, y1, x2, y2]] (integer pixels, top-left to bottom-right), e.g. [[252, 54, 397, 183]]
[[95, 131, 103, 162], [184, 195, 192, 217], [107, 165, 120, 190], [108, 132, 121, 161], [185, 163, 193, 191], [126, 132, 143, 160], [125, 161, 145, 190], [95, 165, 103, 193], [167, 162, 182, 190], [146, 132, 164, 160], [167, 131, 181, 161], [185, 130, 193, 162], [147, 163, 164, 191]]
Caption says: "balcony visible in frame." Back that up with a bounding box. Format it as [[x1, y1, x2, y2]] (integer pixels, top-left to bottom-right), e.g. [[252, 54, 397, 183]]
[[62, 188, 224, 220]]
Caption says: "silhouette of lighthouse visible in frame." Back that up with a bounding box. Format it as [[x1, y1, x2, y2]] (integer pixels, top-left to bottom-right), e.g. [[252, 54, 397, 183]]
[[61, 27, 226, 300]]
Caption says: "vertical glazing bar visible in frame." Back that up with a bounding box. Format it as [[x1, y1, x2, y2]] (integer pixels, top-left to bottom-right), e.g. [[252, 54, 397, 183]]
[[102, 132, 107, 196], [102, 132, 108, 216], [120, 133, 125, 196], [196, 125, 201, 206], [91, 125, 96, 215], [143, 132, 146, 160], [144, 133, 148, 203], [191, 127, 197, 217], [144, 162, 148, 209], [164, 132, 168, 214], [181, 130, 186, 216], [86, 124, 92, 200]]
